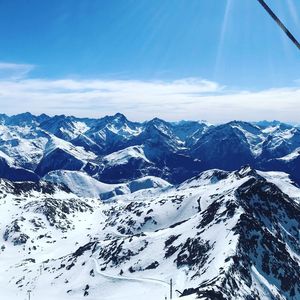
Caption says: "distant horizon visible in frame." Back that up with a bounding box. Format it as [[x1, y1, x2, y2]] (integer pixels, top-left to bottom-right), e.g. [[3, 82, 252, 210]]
[[1, 111, 299, 126]]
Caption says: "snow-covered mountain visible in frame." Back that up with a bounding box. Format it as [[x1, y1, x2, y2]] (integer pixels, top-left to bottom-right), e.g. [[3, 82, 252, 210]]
[[1, 113, 300, 300], [1, 166, 299, 300], [0, 152, 39, 182], [0, 113, 300, 186], [35, 135, 97, 176]]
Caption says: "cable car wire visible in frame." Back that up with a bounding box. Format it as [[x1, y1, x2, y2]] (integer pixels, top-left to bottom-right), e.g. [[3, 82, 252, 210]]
[[257, 0, 300, 51]]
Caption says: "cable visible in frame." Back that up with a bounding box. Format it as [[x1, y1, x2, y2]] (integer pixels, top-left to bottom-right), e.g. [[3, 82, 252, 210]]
[[257, 0, 300, 51]]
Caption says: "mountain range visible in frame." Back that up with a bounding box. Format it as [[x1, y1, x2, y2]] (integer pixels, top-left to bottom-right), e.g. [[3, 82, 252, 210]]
[[0, 113, 300, 190], [0, 113, 299, 300]]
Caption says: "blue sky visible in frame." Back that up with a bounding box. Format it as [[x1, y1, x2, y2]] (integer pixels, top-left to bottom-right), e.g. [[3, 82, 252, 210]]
[[0, 0, 300, 122]]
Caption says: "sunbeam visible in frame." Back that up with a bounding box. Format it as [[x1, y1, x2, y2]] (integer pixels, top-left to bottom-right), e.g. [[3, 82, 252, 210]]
[[286, 0, 300, 27], [214, 0, 233, 79]]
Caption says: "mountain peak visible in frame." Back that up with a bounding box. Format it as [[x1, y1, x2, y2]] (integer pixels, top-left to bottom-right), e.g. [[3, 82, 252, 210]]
[[7, 112, 38, 126], [112, 112, 127, 121], [13, 112, 34, 117], [236, 165, 258, 178], [148, 117, 167, 124]]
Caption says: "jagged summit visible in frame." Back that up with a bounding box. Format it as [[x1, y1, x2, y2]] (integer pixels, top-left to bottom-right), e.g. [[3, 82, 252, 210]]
[[112, 112, 128, 121]]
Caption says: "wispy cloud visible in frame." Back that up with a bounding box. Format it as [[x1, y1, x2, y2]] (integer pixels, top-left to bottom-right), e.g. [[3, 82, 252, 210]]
[[0, 62, 299, 123], [0, 62, 35, 79]]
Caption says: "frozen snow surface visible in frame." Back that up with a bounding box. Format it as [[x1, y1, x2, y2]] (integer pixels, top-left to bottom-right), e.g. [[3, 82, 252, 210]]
[[0, 166, 299, 300], [44, 170, 171, 200]]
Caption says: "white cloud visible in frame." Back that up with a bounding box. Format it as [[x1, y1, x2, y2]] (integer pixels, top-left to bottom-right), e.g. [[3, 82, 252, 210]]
[[0, 62, 35, 79], [0, 65, 299, 122]]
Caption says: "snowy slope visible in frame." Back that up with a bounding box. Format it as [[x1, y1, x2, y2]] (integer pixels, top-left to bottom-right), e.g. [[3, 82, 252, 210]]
[[35, 135, 97, 176], [43, 170, 115, 198], [277, 147, 300, 162], [0, 150, 39, 182], [0, 124, 49, 169], [1, 166, 299, 300], [0, 149, 14, 164], [39, 115, 91, 141], [44, 170, 171, 200], [43, 135, 96, 159], [260, 126, 300, 159], [257, 170, 300, 203], [103, 145, 151, 167]]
